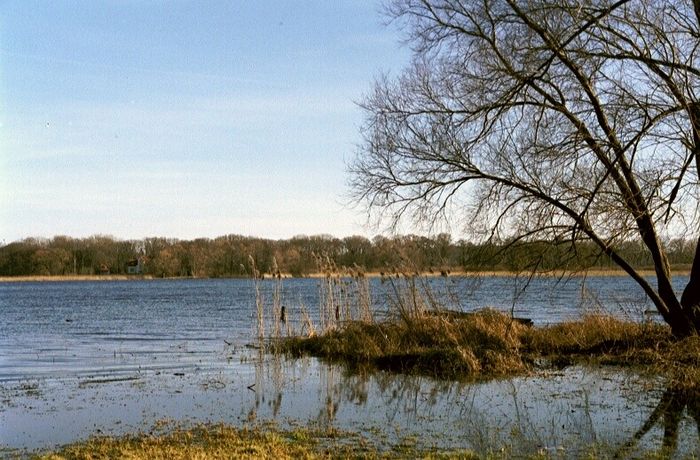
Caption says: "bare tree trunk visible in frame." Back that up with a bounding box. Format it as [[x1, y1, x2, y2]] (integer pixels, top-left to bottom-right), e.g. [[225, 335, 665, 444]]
[[681, 102, 700, 331], [682, 238, 700, 325], [634, 214, 693, 336]]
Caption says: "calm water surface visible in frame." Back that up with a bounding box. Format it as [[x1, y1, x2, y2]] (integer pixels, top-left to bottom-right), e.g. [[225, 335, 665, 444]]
[[0, 276, 697, 457]]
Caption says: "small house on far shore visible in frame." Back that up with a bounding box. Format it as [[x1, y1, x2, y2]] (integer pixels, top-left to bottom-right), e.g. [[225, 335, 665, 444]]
[[126, 257, 145, 275]]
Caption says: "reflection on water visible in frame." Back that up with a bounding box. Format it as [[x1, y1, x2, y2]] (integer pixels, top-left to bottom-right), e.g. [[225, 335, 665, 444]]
[[1, 350, 700, 457], [617, 386, 700, 458], [248, 358, 699, 458]]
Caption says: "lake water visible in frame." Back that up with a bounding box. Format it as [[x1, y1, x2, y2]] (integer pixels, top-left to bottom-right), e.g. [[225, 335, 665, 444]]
[[1, 276, 698, 457]]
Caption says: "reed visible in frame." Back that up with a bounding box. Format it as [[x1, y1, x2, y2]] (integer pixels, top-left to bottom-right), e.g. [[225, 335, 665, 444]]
[[298, 302, 316, 338], [248, 256, 265, 341], [253, 259, 700, 383], [270, 258, 284, 339], [313, 254, 373, 332]]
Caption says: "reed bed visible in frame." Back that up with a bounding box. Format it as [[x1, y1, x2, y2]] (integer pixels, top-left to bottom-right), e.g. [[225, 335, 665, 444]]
[[249, 257, 698, 384], [281, 308, 529, 379], [281, 309, 698, 382], [315, 255, 373, 329], [249, 255, 375, 346]]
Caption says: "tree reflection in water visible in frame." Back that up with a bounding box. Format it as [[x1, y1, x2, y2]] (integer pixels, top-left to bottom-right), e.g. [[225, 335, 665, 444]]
[[250, 356, 700, 457], [617, 386, 700, 458]]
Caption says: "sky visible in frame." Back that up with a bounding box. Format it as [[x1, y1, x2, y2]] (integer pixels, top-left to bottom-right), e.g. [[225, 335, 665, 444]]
[[0, 1, 411, 244]]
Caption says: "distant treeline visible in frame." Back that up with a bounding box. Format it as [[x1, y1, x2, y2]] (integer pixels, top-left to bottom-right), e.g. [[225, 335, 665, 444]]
[[0, 234, 695, 278]]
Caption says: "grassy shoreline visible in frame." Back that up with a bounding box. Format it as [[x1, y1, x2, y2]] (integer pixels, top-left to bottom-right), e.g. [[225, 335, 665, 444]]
[[0, 275, 153, 282], [33, 423, 485, 459], [0, 267, 691, 282], [275, 309, 700, 387], [30, 417, 688, 460]]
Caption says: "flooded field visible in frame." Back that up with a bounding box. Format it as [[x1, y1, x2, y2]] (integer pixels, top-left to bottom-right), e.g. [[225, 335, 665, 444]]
[[1, 277, 697, 457], [3, 353, 699, 458]]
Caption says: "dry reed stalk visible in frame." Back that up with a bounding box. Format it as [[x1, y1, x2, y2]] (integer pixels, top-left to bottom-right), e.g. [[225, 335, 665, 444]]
[[313, 255, 375, 330], [299, 302, 316, 337], [316, 255, 340, 332], [271, 258, 282, 339], [355, 272, 373, 323], [248, 256, 265, 341], [384, 272, 429, 324]]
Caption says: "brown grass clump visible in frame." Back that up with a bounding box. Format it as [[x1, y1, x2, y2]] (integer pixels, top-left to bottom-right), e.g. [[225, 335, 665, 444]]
[[666, 335, 700, 366], [280, 307, 700, 383], [280, 309, 529, 379], [522, 314, 670, 359], [651, 336, 700, 389], [260, 262, 699, 383]]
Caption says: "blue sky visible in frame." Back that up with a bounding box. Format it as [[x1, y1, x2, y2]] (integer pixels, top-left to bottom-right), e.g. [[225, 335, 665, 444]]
[[0, 1, 410, 243]]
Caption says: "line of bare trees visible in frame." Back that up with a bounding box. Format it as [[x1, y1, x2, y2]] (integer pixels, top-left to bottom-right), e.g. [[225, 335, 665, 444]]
[[0, 233, 695, 278]]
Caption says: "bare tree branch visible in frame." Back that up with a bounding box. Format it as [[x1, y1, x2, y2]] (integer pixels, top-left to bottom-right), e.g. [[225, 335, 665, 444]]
[[352, 0, 700, 336]]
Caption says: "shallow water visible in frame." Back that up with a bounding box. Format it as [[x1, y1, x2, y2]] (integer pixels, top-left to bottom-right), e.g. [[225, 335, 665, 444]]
[[0, 277, 697, 457], [1, 354, 698, 458]]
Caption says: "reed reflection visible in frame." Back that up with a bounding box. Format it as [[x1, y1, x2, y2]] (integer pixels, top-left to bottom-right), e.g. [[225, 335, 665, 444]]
[[248, 356, 700, 457]]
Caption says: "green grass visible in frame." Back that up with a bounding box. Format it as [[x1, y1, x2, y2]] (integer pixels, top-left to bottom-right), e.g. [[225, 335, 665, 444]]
[[34, 423, 481, 460], [34, 422, 690, 459]]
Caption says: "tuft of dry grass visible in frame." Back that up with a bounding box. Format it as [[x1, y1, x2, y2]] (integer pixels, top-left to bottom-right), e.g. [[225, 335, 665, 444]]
[[666, 335, 700, 366], [279, 307, 700, 385], [279, 309, 529, 379], [522, 314, 670, 359]]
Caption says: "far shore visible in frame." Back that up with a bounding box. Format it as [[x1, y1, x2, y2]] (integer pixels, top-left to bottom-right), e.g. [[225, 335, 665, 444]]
[[0, 274, 156, 282], [0, 267, 691, 283]]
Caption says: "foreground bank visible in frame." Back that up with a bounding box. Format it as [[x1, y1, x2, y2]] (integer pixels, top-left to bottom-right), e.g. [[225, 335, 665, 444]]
[[36, 423, 482, 460], [34, 421, 650, 459]]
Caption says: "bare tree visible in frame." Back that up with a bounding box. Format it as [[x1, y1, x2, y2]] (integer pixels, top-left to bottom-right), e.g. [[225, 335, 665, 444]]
[[351, 0, 700, 336]]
